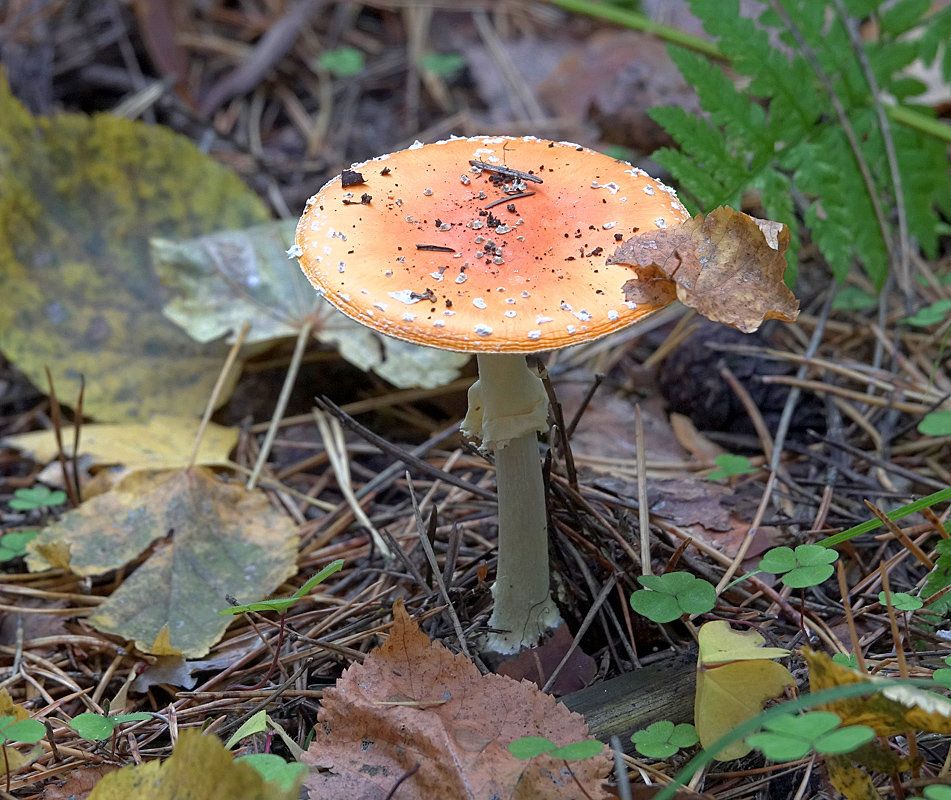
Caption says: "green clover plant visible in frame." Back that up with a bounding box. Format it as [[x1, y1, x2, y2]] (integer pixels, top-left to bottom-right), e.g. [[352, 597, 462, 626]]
[[631, 720, 699, 760], [745, 711, 874, 762], [316, 47, 365, 78], [879, 591, 923, 611], [918, 409, 951, 437], [0, 715, 45, 745], [234, 754, 308, 792], [0, 530, 37, 563], [629, 572, 716, 623], [914, 786, 951, 800], [220, 559, 344, 616], [69, 712, 152, 741], [905, 299, 951, 327], [932, 656, 951, 689], [706, 453, 757, 481], [507, 736, 603, 761], [758, 545, 838, 589], [9, 486, 66, 511], [831, 652, 859, 670]]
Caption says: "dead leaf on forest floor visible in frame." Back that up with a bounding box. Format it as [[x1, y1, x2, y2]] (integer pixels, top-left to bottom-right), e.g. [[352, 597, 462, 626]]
[[0, 75, 268, 421], [40, 767, 115, 800], [608, 207, 800, 333], [3, 415, 237, 471], [87, 728, 299, 800], [302, 601, 611, 799], [153, 221, 470, 389], [26, 468, 298, 657]]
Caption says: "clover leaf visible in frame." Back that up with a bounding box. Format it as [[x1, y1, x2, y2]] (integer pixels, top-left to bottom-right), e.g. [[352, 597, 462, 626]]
[[905, 299, 951, 327], [832, 652, 859, 670], [879, 591, 923, 611], [918, 410, 951, 437], [70, 712, 152, 741], [507, 736, 603, 761], [0, 714, 46, 744], [629, 572, 716, 623], [0, 530, 38, 563], [418, 52, 466, 77], [234, 753, 309, 792], [707, 453, 757, 481], [758, 545, 838, 589], [9, 486, 66, 511], [316, 47, 365, 78], [745, 712, 874, 762], [631, 720, 699, 760], [917, 786, 951, 800], [932, 656, 951, 689]]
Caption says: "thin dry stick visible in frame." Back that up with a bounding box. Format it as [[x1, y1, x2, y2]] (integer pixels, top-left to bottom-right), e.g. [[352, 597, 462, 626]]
[[864, 501, 934, 569], [70, 376, 85, 504], [313, 409, 392, 559], [187, 321, 250, 469], [634, 405, 651, 576], [834, 560, 867, 673], [759, 376, 929, 414], [716, 472, 778, 594], [405, 476, 475, 663], [879, 564, 919, 771], [247, 320, 314, 490], [43, 368, 79, 509]]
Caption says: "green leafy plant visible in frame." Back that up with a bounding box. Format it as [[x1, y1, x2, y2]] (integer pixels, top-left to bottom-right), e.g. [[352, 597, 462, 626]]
[[914, 785, 951, 800], [832, 286, 878, 311], [745, 711, 875, 761], [629, 572, 716, 623], [0, 530, 37, 562], [418, 52, 466, 77], [648, 0, 951, 286], [234, 753, 308, 792], [706, 453, 757, 481], [631, 720, 699, 759], [316, 47, 365, 78], [905, 299, 951, 327], [9, 486, 66, 511], [923, 539, 951, 617], [832, 652, 860, 670], [931, 656, 951, 689], [69, 711, 152, 741], [918, 409, 951, 437], [507, 736, 603, 761], [879, 591, 923, 611], [220, 559, 344, 616], [758, 544, 838, 588], [0, 715, 45, 745]]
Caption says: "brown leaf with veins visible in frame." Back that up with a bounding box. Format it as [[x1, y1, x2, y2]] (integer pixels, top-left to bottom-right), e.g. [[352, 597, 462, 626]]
[[303, 601, 611, 799], [608, 207, 799, 333]]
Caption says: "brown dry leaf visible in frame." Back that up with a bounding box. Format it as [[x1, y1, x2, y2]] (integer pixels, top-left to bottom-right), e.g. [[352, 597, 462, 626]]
[[824, 757, 878, 800], [805, 648, 951, 735], [26, 468, 298, 657], [302, 601, 611, 799], [40, 767, 115, 800], [608, 207, 800, 333], [495, 623, 597, 696]]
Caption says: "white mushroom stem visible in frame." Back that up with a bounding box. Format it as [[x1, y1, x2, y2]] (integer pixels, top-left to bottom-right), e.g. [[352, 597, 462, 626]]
[[461, 353, 562, 654]]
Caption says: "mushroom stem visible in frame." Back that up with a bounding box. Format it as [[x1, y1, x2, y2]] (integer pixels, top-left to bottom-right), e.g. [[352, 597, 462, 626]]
[[463, 353, 562, 654]]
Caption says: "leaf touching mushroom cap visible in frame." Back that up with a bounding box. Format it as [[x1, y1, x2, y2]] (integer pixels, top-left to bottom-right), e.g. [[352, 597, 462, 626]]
[[608, 206, 800, 333]]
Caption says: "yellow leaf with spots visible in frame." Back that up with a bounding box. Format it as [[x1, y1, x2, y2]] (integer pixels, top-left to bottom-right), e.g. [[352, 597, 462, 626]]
[[0, 73, 268, 421], [0, 690, 33, 777], [88, 728, 301, 800], [825, 756, 878, 800], [3, 416, 237, 471], [26, 468, 298, 657]]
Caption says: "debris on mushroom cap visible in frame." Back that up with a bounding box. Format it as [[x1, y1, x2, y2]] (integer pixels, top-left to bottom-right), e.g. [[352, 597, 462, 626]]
[[294, 135, 689, 353]]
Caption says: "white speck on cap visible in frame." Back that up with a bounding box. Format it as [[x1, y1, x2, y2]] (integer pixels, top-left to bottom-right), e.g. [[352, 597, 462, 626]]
[[402, 313, 416, 322], [602, 221, 617, 230], [286, 244, 303, 259], [643, 185, 655, 196], [338, 263, 345, 273], [655, 218, 667, 229], [388, 290, 426, 305], [455, 273, 468, 284], [608, 310, 619, 321], [573, 309, 592, 321], [423, 188, 434, 196], [473, 297, 487, 309], [504, 310, 517, 318], [474, 324, 493, 336], [591, 181, 620, 194], [566, 325, 577, 334], [536, 316, 553, 325], [527, 330, 541, 340]]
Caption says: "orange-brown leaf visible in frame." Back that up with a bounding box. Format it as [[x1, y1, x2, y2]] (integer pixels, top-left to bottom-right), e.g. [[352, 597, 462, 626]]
[[607, 207, 800, 333], [302, 601, 611, 799]]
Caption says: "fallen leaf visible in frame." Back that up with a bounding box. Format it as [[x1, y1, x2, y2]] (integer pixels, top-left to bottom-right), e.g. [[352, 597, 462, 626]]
[[607, 207, 800, 333], [26, 468, 298, 657], [40, 767, 115, 800], [303, 601, 611, 799], [0, 75, 268, 421], [695, 621, 794, 760], [824, 756, 878, 800], [153, 221, 470, 389], [0, 689, 31, 776], [3, 416, 237, 471], [495, 623, 597, 695], [87, 728, 300, 800], [670, 413, 725, 462], [805, 648, 951, 735]]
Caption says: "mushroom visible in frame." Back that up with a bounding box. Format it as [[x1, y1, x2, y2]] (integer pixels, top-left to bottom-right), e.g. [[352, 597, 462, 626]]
[[295, 135, 689, 655]]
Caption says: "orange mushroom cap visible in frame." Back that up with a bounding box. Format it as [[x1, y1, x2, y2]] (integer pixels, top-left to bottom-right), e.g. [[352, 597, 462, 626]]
[[295, 135, 689, 354]]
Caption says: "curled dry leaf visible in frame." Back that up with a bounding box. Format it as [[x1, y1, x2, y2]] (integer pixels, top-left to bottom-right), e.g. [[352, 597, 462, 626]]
[[607, 207, 800, 333], [26, 468, 298, 658], [303, 601, 611, 799]]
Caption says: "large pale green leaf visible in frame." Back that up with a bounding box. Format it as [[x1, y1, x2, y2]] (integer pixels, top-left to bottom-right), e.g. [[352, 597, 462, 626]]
[[0, 75, 269, 421], [27, 468, 298, 657], [153, 221, 470, 389]]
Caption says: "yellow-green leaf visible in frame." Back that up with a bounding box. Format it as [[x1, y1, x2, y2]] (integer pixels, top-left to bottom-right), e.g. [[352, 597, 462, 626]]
[[3, 415, 237, 471], [88, 728, 300, 800], [0, 74, 269, 421], [27, 468, 298, 657]]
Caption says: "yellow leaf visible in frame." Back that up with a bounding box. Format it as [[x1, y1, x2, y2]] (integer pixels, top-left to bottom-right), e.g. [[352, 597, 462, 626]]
[[825, 756, 879, 800], [27, 468, 298, 657], [3, 416, 237, 471], [0, 73, 268, 422], [88, 728, 300, 800], [805, 648, 951, 735], [149, 625, 183, 657], [694, 621, 794, 760], [0, 690, 32, 777]]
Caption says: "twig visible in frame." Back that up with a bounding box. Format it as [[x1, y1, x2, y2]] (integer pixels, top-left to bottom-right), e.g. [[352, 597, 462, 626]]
[[634, 405, 651, 576], [188, 321, 250, 470], [383, 763, 420, 800], [43, 368, 79, 509]]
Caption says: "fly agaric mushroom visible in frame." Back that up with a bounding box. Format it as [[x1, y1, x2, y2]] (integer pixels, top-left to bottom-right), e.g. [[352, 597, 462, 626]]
[[295, 136, 689, 655]]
